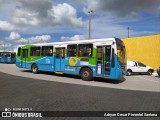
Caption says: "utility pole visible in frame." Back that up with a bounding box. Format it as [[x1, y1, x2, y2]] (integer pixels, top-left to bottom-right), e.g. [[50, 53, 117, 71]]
[[88, 10, 93, 40], [128, 27, 130, 38]]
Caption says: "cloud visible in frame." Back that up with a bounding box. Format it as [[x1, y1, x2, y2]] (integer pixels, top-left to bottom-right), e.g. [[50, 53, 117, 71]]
[[0, 40, 12, 51], [28, 35, 51, 44], [12, 0, 83, 27], [15, 34, 51, 44], [6, 32, 21, 40], [15, 35, 51, 44], [12, 9, 40, 26], [61, 35, 84, 41], [12, 0, 52, 26], [0, 0, 5, 8], [0, 20, 16, 32], [49, 3, 83, 27], [0, 40, 5, 45], [84, 0, 160, 17], [16, 38, 28, 44]]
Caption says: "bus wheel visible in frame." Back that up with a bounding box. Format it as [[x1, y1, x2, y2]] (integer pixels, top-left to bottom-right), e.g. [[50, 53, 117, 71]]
[[81, 68, 93, 81], [126, 70, 132, 76], [32, 64, 38, 74]]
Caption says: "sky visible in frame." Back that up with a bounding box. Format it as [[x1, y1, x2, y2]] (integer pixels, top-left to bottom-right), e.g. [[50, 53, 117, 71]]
[[0, 0, 160, 51]]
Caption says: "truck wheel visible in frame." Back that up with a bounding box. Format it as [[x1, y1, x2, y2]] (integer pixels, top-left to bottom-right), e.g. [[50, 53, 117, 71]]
[[126, 70, 132, 76], [80, 68, 93, 81], [32, 64, 38, 74], [147, 70, 152, 75]]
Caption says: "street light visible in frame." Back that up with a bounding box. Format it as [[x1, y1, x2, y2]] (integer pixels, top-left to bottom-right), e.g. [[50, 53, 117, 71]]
[[88, 10, 93, 40], [128, 27, 130, 38]]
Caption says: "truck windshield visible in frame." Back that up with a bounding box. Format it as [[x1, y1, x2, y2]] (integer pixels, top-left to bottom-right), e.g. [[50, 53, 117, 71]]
[[137, 62, 146, 67], [116, 39, 126, 65]]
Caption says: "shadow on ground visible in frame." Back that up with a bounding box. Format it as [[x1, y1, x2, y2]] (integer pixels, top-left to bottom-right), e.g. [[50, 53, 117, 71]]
[[155, 76, 160, 78], [20, 70, 126, 84], [94, 77, 126, 84]]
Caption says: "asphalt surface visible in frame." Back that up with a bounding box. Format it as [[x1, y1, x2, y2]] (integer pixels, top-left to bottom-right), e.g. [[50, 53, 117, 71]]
[[0, 64, 160, 92], [0, 72, 160, 120]]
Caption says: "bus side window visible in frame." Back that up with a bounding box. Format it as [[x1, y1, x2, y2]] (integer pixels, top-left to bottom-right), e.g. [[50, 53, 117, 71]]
[[50, 49, 52, 54], [56, 48, 60, 58], [42, 46, 53, 56], [61, 48, 65, 58], [105, 46, 111, 61], [17, 47, 21, 56], [67, 45, 77, 57], [97, 47, 102, 60], [79, 49, 82, 57], [78, 44, 93, 57], [30, 46, 41, 56]]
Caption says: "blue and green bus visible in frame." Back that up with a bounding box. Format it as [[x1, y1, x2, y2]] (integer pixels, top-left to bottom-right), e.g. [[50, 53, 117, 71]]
[[0, 52, 16, 63], [16, 38, 126, 81]]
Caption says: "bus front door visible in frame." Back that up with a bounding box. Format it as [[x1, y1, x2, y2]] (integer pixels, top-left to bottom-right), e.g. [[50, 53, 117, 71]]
[[55, 48, 65, 72], [22, 49, 28, 68], [96, 46, 112, 77]]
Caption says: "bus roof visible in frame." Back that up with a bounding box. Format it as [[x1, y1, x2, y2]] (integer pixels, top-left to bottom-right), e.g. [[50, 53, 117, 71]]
[[0, 51, 15, 53], [17, 38, 121, 47]]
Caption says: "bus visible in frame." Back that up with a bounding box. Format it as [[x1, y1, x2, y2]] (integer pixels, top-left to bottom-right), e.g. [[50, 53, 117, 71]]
[[0, 52, 16, 63], [16, 38, 126, 81]]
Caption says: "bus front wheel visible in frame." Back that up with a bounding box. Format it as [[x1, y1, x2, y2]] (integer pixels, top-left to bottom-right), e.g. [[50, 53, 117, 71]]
[[80, 68, 93, 81], [32, 64, 38, 74]]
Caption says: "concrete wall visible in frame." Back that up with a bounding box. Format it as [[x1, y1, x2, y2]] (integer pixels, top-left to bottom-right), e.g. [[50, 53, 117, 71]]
[[122, 34, 160, 70]]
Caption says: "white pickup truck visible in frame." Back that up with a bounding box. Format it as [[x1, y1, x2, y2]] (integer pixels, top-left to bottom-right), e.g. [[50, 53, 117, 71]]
[[126, 61, 154, 76]]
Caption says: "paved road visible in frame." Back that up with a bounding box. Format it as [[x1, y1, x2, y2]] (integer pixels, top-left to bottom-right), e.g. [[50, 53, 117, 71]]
[[0, 64, 160, 92], [0, 72, 160, 120]]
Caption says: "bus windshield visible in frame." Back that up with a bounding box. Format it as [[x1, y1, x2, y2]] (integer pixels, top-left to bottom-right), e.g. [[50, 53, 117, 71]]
[[0, 52, 2, 57], [3, 52, 10, 58], [116, 39, 126, 65]]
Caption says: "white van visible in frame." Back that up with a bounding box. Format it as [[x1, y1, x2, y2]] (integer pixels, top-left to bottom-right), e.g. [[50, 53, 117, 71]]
[[126, 60, 154, 76]]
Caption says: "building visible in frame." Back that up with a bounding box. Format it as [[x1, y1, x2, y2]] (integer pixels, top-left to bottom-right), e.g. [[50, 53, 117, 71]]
[[122, 34, 160, 70]]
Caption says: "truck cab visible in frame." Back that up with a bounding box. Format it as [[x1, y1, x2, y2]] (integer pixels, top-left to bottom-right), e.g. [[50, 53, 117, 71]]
[[126, 60, 154, 76]]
